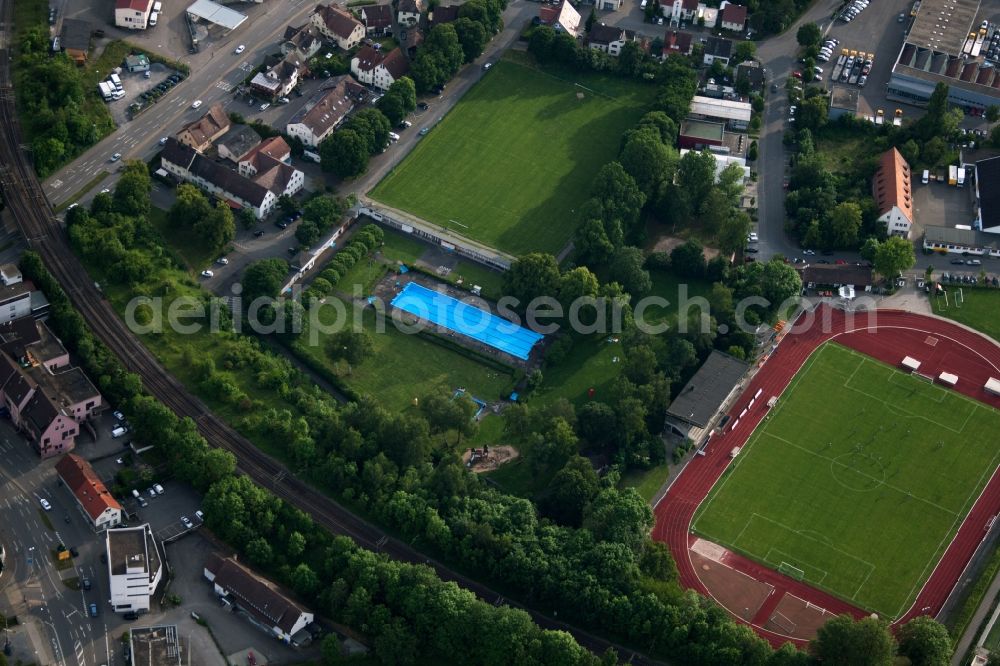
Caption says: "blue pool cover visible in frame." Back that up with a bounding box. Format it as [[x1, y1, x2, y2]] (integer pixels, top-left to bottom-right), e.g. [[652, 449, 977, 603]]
[[391, 283, 543, 360]]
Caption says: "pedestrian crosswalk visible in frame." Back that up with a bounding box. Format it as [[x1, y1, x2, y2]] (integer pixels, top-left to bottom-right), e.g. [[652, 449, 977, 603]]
[[216, 81, 234, 92]]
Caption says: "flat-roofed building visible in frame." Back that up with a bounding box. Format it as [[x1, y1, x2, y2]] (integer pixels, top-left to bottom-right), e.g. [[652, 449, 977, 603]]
[[678, 119, 725, 150], [689, 95, 752, 130], [107, 524, 163, 613], [665, 350, 749, 442]]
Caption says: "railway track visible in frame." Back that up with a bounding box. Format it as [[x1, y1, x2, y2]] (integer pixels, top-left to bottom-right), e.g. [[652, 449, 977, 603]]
[[0, 3, 657, 661]]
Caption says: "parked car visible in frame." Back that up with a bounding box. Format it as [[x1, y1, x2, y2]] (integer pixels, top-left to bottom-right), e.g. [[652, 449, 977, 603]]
[[82, 577, 91, 590], [417, 102, 429, 110], [276, 220, 289, 229], [181, 516, 193, 529], [111, 425, 128, 438], [144, 70, 151, 79], [123, 611, 138, 621], [200, 270, 214, 278], [40, 498, 51, 511], [399, 120, 412, 128], [159, 137, 168, 145], [69, 546, 79, 557], [419, 127, 430, 136], [195, 510, 205, 521], [216, 257, 229, 265], [748, 232, 759, 242], [191, 100, 202, 109], [148, 488, 156, 498], [153, 483, 165, 494], [113, 410, 125, 421], [253, 230, 265, 237], [259, 102, 270, 111]]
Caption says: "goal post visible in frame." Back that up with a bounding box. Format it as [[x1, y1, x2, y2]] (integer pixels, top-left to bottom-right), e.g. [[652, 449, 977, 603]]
[[778, 561, 806, 580]]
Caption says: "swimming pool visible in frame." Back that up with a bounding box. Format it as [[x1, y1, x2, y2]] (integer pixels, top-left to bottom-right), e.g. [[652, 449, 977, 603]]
[[390, 282, 542, 360]]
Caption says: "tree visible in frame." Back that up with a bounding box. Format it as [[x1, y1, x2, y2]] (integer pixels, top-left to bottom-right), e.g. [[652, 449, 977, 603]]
[[346, 108, 392, 155], [583, 487, 653, 552], [242, 258, 288, 305], [453, 17, 488, 63], [733, 40, 756, 64], [609, 246, 651, 296], [897, 616, 951, 666], [873, 235, 916, 278], [321, 634, 342, 665], [194, 200, 236, 251], [328, 330, 374, 365], [825, 201, 862, 249], [718, 209, 753, 255], [557, 266, 600, 309], [760, 258, 802, 308], [988, 105, 1000, 124], [503, 253, 561, 307], [676, 150, 717, 212], [796, 22, 822, 48], [528, 25, 556, 61], [586, 6, 596, 32], [590, 162, 646, 241], [619, 128, 677, 197], [421, 392, 478, 444], [113, 161, 151, 217], [574, 218, 615, 267], [670, 239, 705, 278], [617, 41, 643, 77], [541, 456, 600, 527], [797, 94, 829, 132], [320, 129, 369, 178], [169, 183, 212, 231], [636, 111, 677, 144], [811, 614, 896, 666]]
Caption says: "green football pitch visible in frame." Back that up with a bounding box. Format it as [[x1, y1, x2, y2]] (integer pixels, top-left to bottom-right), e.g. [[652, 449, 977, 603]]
[[369, 57, 656, 256], [692, 343, 1000, 618]]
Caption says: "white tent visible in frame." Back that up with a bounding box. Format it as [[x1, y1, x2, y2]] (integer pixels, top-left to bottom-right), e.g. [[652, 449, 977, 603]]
[[986, 377, 1000, 396], [902, 356, 921, 372], [939, 372, 958, 386]]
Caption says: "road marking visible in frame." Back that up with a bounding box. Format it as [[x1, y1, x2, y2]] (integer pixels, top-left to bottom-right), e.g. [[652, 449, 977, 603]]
[[51, 179, 63, 189], [216, 81, 234, 92]]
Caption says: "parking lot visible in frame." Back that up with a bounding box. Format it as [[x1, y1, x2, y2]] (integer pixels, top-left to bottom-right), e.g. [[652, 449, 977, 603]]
[[911, 177, 977, 237], [104, 64, 186, 126]]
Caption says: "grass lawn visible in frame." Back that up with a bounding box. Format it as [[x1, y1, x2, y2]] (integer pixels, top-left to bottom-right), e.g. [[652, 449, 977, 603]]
[[641, 269, 712, 326], [932, 288, 1000, 345], [815, 125, 873, 175], [148, 207, 217, 271], [535, 333, 623, 408], [297, 295, 517, 411], [692, 342, 1000, 618], [370, 55, 657, 256], [621, 464, 670, 503]]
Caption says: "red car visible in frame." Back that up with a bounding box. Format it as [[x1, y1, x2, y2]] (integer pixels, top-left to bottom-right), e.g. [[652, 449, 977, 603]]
[[835, 259, 848, 265], [792, 71, 802, 79]]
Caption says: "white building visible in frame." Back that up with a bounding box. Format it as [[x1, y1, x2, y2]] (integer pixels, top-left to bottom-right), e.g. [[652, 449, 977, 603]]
[[56, 454, 123, 531], [312, 3, 365, 50], [205, 554, 313, 643], [106, 525, 163, 614], [350, 46, 410, 90], [285, 76, 367, 147], [115, 0, 153, 29], [587, 24, 636, 57], [689, 95, 752, 131]]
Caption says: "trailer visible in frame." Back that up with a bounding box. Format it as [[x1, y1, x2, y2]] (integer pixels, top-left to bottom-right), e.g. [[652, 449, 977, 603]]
[[949, 164, 958, 186], [972, 32, 986, 57], [964, 32, 977, 55], [832, 54, 847, 81]]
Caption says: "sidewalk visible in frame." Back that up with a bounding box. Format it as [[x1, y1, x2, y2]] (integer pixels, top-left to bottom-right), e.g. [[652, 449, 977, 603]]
[[952, 569, 1000, 666]]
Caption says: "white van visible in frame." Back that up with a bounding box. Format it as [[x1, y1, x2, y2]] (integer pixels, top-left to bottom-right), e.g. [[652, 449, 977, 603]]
[[922, 169, 929, 184], [110, 73, 123, 91], [388, 132, 400, 141], [149, 10, 158, 25], [112, 425, 127, 438], [302, 150, 321, 163], [132, 489, 140, 499], [152, 0, 162, 11]]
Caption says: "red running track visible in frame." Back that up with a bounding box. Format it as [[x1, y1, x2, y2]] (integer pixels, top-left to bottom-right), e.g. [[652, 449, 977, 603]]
[[651, 306, 1000, 647]]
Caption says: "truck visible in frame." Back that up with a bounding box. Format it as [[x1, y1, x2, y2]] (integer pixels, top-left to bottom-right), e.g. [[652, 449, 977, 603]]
[[893, 108, 903, 126], [948, 164, 958, 186], [848, 62, 862, 85], [972, 29, 987, 57], [97, 81, 114, 101], [964, 31, 977, 54], [875, 109, 885, 125]]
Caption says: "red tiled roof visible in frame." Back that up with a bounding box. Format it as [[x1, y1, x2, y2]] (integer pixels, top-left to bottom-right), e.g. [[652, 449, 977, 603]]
[[116, 0, 151, 11], [721, 3, 747, 25], [873, 147, 913, 222], [315, 4, 362, 39], [56, 454, 121, 521]]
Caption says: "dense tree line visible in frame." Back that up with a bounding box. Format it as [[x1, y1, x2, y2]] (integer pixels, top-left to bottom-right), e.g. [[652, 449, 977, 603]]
[[294, 193, 353, 246], [410, 0, 506, 92], [13, 27, 116, 176], [306, 223, 384, 300]]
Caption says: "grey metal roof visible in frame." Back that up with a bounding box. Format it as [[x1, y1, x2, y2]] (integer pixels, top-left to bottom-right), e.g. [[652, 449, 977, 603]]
[[666, 350, 749, 427], [186, 0, 246, 30], [924, 224, 1000, 249], [977, 156, 1000, 231]]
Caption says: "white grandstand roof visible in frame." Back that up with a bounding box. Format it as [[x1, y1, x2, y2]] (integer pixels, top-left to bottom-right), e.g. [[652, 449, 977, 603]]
[[690, 95, 752, 123], [186, 0, 246, 30]]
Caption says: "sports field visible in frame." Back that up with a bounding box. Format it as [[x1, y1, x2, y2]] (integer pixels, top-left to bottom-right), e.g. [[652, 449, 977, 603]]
[[692, 343, 1000, 618], [369, 55, 657, 256]]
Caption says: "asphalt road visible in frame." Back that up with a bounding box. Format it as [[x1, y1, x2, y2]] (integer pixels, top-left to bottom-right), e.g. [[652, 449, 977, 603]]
[[43, 0, 320, 206], [0, 430, 117, 666]]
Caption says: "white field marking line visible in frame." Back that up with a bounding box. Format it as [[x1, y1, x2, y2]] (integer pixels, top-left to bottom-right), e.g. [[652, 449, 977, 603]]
[[693, 542, 778, 588], [852, 565, 876, 601], [769, 433, 958, 517], [887, 370, 947, 404], [832, 322, 1000, 623], [841, 361, 968, 433], [680, 330, 986, 634], [748, 512, 875, 580], [895, 432, 1000, 619], [692, 348, 833, 525], [764, 547, 829, 584], [787, 591, 833, 616]]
